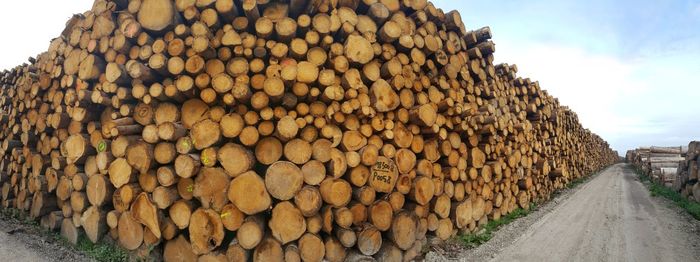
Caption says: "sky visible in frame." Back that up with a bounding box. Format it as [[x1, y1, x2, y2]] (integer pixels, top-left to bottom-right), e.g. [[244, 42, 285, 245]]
[[434, 0, 700, 154], [0, 1, 698, 154], [0, 1, 94, 69]]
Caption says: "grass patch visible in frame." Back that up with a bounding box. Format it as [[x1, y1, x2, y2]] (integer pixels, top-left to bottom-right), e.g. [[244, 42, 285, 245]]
[[566, 176, 587, 189], [75, 235, 129, 262], [631, 166, 700, 220], [459, 203, 536, 248]]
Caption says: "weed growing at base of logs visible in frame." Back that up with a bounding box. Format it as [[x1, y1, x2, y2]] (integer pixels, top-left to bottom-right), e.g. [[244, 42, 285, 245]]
[[631, 166, 700, 220]]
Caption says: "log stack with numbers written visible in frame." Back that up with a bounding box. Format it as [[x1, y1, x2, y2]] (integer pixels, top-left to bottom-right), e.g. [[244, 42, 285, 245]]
[[0, 0, 617, 260]]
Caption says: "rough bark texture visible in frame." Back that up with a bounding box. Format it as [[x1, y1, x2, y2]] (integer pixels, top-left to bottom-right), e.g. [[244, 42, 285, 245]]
[[0, 0, 617, 260]]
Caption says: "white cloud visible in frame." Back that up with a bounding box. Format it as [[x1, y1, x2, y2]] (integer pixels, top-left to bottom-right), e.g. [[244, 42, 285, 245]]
[[493, 41, 645, 146], [491, 38, 700, 152], [693, 3, 700, 17]]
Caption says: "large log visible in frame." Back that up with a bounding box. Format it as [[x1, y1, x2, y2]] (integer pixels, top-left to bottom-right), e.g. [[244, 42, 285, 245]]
[[189, 208, 225, 254], [650, 146, 682, 154], [138, 0, 180, 34], [228, 171, 271, 215]]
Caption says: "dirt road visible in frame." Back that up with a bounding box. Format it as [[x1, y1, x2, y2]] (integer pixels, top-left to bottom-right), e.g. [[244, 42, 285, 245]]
[[0, 214, 91, 262], [490, 164, 700, 262], [425, 163, 700, 261], [0, 229, 49, 261]]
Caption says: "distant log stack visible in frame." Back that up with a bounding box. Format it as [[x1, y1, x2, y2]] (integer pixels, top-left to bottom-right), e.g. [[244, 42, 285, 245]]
[[627, 146, 687, 189], [0, 0, 617, 260], [681, 142, 700, 201], [627, 141, 700, 202]]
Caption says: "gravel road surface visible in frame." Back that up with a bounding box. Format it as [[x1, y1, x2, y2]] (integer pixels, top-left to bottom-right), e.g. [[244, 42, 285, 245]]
[[0, 214, 90, 262], [427, 163, 700, 262]]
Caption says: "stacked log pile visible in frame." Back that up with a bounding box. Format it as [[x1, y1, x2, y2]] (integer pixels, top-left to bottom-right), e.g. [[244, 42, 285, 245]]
[[0, 0, 617, 260], [627, 146, 686, 189], [677, 142, 700, 201]]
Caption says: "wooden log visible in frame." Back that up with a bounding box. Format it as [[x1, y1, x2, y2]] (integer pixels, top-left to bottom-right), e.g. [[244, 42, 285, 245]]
[[345, 34, 374, 64], [108, 157, 135, 188], [193, 167, 229, 211], [375, 241, 403, 262], [295, 185, 323, 218], [269, 201, 306, 244], [30, 192, 57, 219], [153, 186, 179, 209], [191, 119, 221, 150], [369, 156, 399, 193], [126, 141, 155, 174], [369, 79, 400, 112], [61, 218, 80, 244], [265, 161, 304, 201], [228, 171, 271, 215], [138, 0, 180, 34], [220, 202, 245, 232], [226, 239, 250, 261], [650, 146, 682, 154], [409, 176, 435, 206], [320, 178, 352, 208], [255, 137, 283, 165], [284, 139, 313, 165], [118, 210, 144, 250], [131, 192, 161, 238], [163, 235, 197, 262], [237, 214, 266, 249], [81, 206, 107, 243], [299, 233, 325, 262], [357, 224, 382, 256], [174, 154, 200, 179], [388, 210, 417, 250], [218, 143, 255, 177], [64, 134, 94, 164], [369, 200, 393, 231], [189, 208, 225, 254]]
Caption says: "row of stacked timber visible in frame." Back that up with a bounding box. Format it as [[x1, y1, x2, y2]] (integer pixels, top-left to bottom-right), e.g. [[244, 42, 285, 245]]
[[626, 146, 686, 189], [627, 143, 700, 202], [0, 0, 617, 261], [677, 142, 700, 201]]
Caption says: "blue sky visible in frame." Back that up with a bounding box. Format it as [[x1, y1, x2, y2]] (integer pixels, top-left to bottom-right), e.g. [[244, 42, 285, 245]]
[[0, 1, 697, 153], [435, 0, 700, 153]]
